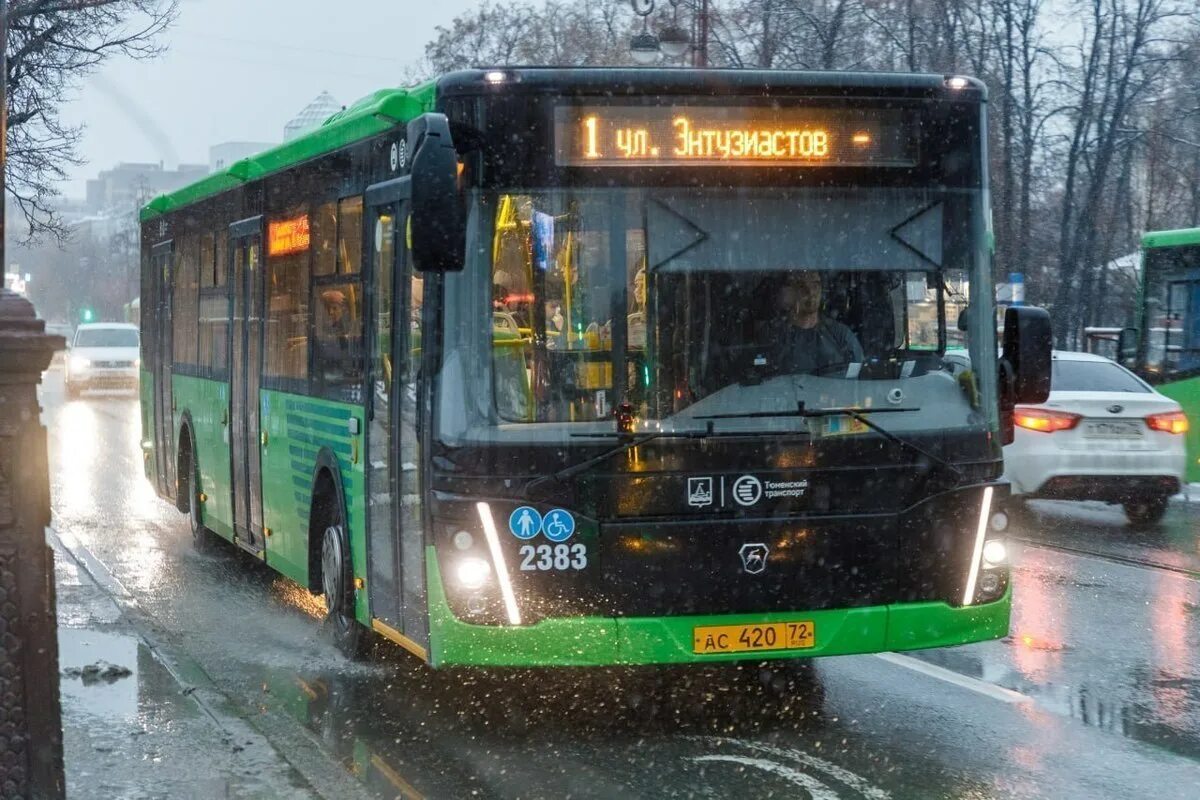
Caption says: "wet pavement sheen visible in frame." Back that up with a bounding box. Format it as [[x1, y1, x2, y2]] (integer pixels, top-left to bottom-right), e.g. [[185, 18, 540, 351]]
[[42, 369, 1200, 799]]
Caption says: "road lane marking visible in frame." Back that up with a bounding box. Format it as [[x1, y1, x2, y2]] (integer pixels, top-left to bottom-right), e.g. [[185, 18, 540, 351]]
[[874, 652, 1030, 704], [692, 737, 890, 799], [690, 755, 839, 799], [1013, 538, 1200, 581]]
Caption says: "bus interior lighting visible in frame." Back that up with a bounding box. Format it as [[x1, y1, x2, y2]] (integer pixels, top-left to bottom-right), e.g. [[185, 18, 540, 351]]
[[962, 486, 994, 606], [475, 502, 522, 625]]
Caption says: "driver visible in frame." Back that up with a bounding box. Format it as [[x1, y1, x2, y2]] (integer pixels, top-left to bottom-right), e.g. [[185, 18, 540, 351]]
[[772, 270, 864, 373]]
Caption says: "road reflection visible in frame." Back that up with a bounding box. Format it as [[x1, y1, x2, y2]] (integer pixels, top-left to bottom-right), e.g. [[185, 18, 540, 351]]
[[253, 653, 837, 798]]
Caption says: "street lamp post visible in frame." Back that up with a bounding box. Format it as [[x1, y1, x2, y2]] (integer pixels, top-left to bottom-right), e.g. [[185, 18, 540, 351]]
[[628, 0, 710, 67]]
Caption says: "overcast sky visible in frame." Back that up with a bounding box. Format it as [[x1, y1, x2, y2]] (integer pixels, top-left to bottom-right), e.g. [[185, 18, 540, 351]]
[[60, 0, 481, 197]]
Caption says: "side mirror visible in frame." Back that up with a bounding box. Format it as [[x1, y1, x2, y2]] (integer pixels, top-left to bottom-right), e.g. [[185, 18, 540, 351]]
[[1116, 326, 1138, 368], [1000, 306, 1052, 405], [956, 307, 969, 332], [408, 113, 465, 273]]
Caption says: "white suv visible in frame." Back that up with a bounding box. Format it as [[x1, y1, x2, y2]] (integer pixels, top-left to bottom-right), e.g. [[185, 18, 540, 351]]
[[66, 323, 140, 397]]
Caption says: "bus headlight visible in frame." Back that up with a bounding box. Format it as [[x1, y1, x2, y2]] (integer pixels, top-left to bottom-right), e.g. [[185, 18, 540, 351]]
[[455, 557, 492, 589], [978, 572, 1002, 595], [982, 539, 1008, 569]]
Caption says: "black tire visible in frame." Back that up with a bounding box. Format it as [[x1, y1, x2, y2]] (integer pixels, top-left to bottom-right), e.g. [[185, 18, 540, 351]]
[[1123, 495, 1169, 526], [185, 448, 217, 553], [320, 520, 371, 659]]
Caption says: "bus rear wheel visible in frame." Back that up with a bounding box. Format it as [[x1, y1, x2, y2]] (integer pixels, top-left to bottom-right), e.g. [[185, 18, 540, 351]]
[[321, 523, 371, 659]]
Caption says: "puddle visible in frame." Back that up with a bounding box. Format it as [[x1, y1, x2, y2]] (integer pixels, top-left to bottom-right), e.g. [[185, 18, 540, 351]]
[[58, 628, 140, 722]]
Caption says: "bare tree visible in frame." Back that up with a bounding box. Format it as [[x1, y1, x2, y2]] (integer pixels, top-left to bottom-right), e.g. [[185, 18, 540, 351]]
[[5, 0, 177, 243]]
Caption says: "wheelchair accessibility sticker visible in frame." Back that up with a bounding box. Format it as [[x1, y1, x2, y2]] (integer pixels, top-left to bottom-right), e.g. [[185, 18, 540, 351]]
[[541, 509, 576, 542], [508, 507, 542, 540]]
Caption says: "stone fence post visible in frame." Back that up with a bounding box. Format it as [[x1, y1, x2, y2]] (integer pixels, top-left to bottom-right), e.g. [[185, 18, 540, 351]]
[[0, 288, 65, 799]]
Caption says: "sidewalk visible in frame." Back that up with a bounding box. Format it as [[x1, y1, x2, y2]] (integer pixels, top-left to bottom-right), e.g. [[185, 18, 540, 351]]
[[52, 532, 320, 800]]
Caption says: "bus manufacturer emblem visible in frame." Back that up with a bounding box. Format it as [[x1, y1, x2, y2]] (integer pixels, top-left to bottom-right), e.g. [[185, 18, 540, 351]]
[[739, 543, 769, 574]]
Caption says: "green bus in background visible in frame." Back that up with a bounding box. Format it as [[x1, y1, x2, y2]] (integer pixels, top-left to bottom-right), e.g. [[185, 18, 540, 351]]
[[1119, 227, 1200, 483], [140, 67, 1052, 668]]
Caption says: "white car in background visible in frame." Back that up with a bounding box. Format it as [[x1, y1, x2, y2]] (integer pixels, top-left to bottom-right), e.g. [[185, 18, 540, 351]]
[[1003, 350, 1187, 525], [66, 323, 140, 398]]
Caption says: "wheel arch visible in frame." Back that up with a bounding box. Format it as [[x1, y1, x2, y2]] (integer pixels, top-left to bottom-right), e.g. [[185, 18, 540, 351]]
[[306, 447, 349, 594]]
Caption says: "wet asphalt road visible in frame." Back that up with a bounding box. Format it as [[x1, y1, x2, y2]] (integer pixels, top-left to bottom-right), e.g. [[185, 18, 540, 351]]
[[42, 368, 1200, 799]]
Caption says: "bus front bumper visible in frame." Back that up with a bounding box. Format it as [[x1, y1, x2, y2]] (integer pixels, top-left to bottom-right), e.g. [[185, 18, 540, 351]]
[[426, 559, 1011, 668]]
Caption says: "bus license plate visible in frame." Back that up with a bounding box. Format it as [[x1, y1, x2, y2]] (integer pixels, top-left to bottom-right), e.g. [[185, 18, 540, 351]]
[[693, 622, 816, 654]]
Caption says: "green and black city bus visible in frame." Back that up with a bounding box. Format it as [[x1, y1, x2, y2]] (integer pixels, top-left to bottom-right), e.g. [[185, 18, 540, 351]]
[[1119, 227, 1200, 482], [140, 68, 1051, 667]]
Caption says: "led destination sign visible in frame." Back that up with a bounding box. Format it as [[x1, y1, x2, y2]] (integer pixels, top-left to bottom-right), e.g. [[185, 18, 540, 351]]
[[555, 105, 917, 168]]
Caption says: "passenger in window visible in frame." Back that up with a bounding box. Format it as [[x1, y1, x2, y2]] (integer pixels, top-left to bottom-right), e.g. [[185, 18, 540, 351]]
[[769, 270, 864, 374], [317, 288, 361, 385]]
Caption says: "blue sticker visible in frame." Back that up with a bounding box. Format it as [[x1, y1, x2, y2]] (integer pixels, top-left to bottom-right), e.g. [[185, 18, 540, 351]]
[[542, 509, 576, 542], [508, 506, 542, 540]]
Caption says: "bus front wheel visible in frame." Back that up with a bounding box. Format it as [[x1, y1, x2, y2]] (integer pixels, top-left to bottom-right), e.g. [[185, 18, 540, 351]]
[[182, 442, 217, 553], [321, 523, 371, 659]]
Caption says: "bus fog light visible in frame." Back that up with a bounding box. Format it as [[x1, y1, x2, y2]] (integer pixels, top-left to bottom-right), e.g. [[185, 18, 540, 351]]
[[466, 592, 487, 615], [978, 572, 1001, 595], [982, 539, 1007, 568], [452, 530, 474, 551], [990, 511, 1009, 532], [456, 557, 492, 589]]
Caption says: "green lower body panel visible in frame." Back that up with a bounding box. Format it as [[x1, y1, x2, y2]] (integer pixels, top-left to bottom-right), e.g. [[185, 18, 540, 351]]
[[426, 553, 1010, 668], [1154, 374, 1200, 483]]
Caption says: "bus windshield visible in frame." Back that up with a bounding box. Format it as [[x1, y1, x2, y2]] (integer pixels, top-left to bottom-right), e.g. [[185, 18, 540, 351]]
[[438, 185, 997, 444]]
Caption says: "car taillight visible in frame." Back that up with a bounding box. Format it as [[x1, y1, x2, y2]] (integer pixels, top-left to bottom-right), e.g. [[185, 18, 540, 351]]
[[1146, 411, 1189, 434], [1014, 407, 1081, 433]]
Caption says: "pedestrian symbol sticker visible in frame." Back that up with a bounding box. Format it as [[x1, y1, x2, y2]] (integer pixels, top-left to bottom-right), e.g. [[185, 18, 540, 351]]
[[542, 509, 576, 542], [509, 506, 542, 540]]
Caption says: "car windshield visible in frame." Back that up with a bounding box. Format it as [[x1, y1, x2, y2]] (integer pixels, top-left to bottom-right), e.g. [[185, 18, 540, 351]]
[[440, 185, 998, 442], [74, 328, 139, 348], [1052, 359, 1150, 393]]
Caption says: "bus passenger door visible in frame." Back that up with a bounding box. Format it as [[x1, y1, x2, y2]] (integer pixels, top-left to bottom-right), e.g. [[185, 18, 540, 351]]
[[229, 222, 266, 554], [366, 198, 401, 628], [151, 242, 176, 498], [365, 179, 427, 649]]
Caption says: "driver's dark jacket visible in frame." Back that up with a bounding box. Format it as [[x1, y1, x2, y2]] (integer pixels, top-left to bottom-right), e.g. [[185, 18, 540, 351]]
[[773, 317, 865, 374]]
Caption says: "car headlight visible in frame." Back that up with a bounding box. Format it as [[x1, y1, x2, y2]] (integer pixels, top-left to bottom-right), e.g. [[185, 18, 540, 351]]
[[69, 355, 91, 371]]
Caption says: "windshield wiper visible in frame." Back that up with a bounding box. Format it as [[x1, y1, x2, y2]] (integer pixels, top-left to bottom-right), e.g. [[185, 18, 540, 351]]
[[695, 402, 963, 481], [523, 429, 697, 498]]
